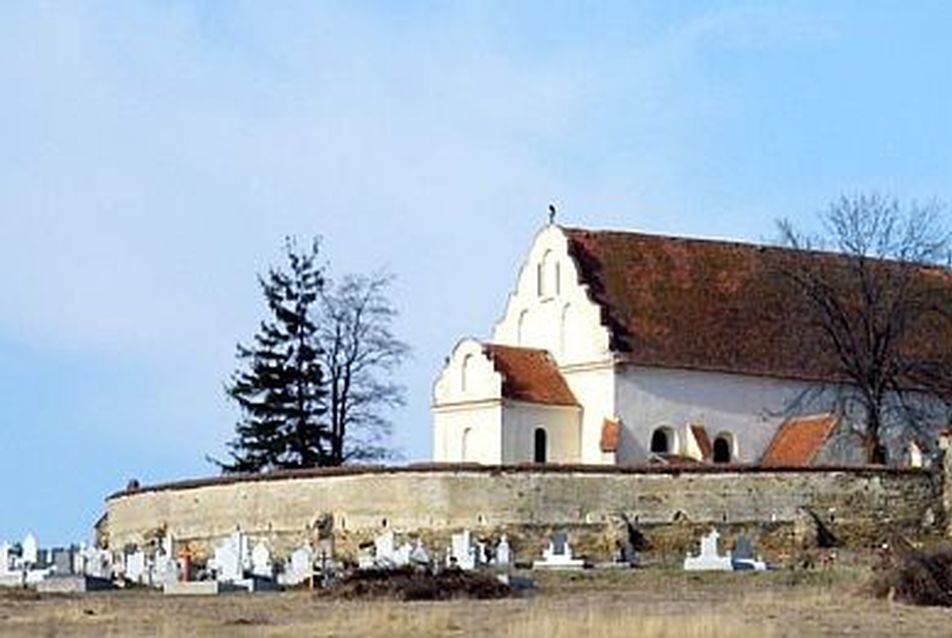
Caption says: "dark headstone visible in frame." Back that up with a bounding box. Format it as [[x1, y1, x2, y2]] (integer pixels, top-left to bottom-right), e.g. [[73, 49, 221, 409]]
[[733, 535, 753, 560], [552, 531, 568, 556], [51, 548, 74, 574]]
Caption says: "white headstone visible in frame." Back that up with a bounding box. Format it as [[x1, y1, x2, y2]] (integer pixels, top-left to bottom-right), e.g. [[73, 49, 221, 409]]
[[83, 547, 110, 579], [0, 542, 10, 575], [375, 530, 395, 561], [448, 530, 475, 570], [683, 528, 733, 571], [125, 550, 146, 583], [211, 530, 249, 582], [533, 530, 584, 569], [22, 534, 38, 566], [152, 553, 178, 586], [284, 545, 313, 584], [251, 541, 272, 578], [496, 536, 511, 566]]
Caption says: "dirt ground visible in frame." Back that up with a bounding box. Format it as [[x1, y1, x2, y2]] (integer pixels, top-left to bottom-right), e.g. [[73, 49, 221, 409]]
[[2, 567, 951, 637]]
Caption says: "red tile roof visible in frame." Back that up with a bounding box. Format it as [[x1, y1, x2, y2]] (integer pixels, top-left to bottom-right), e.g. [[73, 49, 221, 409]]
[[690, 424, 712, 460], [601, 418, 621, 453], [563, 228, 952, 383], [484, 344, 578, 406], [760, 414, 839, 467]]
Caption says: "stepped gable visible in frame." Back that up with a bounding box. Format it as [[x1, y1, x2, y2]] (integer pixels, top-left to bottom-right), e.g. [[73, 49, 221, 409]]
[[760, 413, 839, 467], [483, 343, 578, 406], [563, 227, 952, 383]]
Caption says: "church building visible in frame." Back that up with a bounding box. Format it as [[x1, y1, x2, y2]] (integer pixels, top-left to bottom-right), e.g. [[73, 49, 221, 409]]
[[432, 223, 951, 467]]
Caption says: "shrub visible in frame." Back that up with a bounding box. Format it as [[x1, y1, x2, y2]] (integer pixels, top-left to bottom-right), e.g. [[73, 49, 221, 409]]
[[321, 567, 511, 601], [871, 545, 952, 607]]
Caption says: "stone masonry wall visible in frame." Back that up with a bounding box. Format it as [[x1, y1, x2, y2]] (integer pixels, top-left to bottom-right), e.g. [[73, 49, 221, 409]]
[[104, 465, 941, 565]]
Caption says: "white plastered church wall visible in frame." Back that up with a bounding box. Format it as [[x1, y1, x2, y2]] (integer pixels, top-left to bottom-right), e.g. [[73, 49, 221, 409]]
[[432, 339, 504, 463], [491, 225, 616, 464], [501, 402, 582, 464], [614, 365, 822, 463]]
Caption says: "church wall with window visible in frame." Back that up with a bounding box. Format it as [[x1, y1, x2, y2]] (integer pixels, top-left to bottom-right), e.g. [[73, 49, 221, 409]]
[[614, 365, 834, 463], [500, 401, 581, 464], [492, 225, 616, 464]]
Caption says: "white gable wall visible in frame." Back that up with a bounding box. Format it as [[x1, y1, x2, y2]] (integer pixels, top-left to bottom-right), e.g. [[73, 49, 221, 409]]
[[492, 225, 616, 464], [432, 339, 505, 463]]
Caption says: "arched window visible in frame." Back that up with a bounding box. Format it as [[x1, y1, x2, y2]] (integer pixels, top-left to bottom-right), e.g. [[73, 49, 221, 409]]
[[554, 261, 561, 295], [538, 250, 552, 297], [517, 309, 529, 345], [650, 427, 676, 454], [534, 428, 548, 463], [461, 353, 474, 392], [713, 434, 732, 463], [462, 427, 472, 462], [559, 303, 571, 357]]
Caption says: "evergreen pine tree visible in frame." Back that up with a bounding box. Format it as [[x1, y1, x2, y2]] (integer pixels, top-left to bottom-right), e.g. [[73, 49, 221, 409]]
[[218, 238, 329, 472]]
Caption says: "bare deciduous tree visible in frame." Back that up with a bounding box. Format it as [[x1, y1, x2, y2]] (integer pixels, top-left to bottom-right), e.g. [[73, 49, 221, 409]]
[[777, 194, 952, 464], [318, 272, 410, 465]]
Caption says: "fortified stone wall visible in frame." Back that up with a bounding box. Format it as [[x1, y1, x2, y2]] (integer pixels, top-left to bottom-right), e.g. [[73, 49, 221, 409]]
[[104, 465, 941, 564]]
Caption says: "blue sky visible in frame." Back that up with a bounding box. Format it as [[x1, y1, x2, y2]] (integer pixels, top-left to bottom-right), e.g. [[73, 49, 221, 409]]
[[2, 1, 952, 544]]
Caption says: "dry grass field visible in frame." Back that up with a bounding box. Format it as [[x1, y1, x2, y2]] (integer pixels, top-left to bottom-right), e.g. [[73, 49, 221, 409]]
[[2, 567, 951, 637]]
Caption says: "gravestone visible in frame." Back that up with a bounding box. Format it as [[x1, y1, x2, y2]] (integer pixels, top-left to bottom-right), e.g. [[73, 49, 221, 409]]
[[733, 535, 752, 560], [22, 534, 38, 567], [0, 542, 10, 575], [51, 548, 74, 575], [212, 530, 251, 583], [448, 530, 475, 570], [82, 547, 110, 579], [409, 540, 431, 566], [152, 553, 178, 587], [495, 536, 511, 566], [475, 540, 488, 566], [374, 530, 397, 567], [533, 530, 584, 569], [281, 545, 313, 585], [251, 541, 272, 578], [683, 528, 733, 571], [619, 539, 636, 565], [393, 542, 411, 568], [730, 533, 766, 571], [125, 550, 146, 583]]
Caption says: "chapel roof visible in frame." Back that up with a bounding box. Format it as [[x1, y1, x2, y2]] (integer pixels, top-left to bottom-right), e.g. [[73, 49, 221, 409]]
[[760, 413, 839, 467], [483, 343, 578, 407], [563, 227, 952, 383]]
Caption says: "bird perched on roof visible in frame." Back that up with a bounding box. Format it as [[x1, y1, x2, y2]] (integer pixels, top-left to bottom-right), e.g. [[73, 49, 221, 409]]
[[548, 203, 556, 224]]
